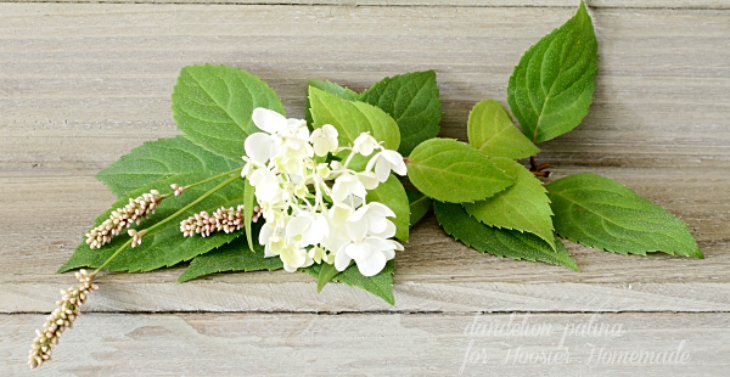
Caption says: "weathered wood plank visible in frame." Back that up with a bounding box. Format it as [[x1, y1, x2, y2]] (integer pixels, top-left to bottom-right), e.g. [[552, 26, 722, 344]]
[[2, 1, 729, 9], [0, 5, 728, 313], [2, 167, 728, 313], [5, 312, 730, 376], [1, 5, 728, 171]]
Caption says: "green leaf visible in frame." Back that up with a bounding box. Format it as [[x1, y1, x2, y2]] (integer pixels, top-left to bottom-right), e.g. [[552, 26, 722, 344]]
[[434, 202, 578, 271], [316, 263, 342, 293], [360, 71, 442, 156], [305, 79, 359, 126], [406, 187, 432, 227], [303, 261, 395, 305], [243, 177, 255, 251], [463, 157, 556, 251], [178, 236, 283, 283], [406, 138, 514, 203], [309, 86, 400, 151], [59, 172, 244, 273], [507, 0, 598, 143], [171, 64, 285, 160], [366, 175, 410, 242], [96, 136, 242, 198], [546, 174, 702, 258], [467, 100, 539, 159]]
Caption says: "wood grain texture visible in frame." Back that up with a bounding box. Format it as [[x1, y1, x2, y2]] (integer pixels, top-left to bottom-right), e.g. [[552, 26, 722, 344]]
[[2, 3, 729, 375], [5, 312, 730, 376], [1, 4, 728, 313], [2, 1, 730, 9]]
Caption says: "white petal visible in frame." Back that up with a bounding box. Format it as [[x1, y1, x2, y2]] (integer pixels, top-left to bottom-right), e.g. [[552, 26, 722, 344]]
[[322, 124, 338, 139], [356, 251, 387, 277], [382, 150, 407, 176], [369, 202, 396, 219], [358, 172, 379, 190], [365, 152, 381, 173], [390, 240, 404, 251], [283, 263, 298, 272], [370, 220, 396, 239], [375, 157, 391, 182], [345, 218, 368, 242], [245, 133, 274, 164], [334, 247, 352, 271], [345, 242, 373, 261], [362, 236, 394, 252], [252, 108, 288, 134], [259, 224, 275, 245], [381, 248, 395, 261], [369, 215, 388, 234], [286, 216, 310, 238]]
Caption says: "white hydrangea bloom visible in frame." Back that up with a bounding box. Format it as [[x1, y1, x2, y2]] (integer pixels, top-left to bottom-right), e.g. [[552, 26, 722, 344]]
[[366, 150, 408, 182], [310, 124, 339, 157], [242, 107, 407, 277]]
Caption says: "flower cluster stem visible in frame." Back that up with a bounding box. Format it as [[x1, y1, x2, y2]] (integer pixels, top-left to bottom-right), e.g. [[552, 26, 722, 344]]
[[91, 174, 241, 276]]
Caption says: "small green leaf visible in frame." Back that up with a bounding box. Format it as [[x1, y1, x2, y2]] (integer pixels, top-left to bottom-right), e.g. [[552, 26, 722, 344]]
[[406, 138, 514, 203], [406, 187, 432, 227], [96, 136, 242, 198], [178, 236, 283, 283], [366, 175, 410, 242], [467, 100, 539, 159], [546, 174, 702, 258], [59, 172, 244, 273], [171, 64, 285, 160], [316, 263, 342, 293], [434, 202, 578, 271], [243, 177, 255, 251], [360, 71, 442, 156], [507, 0, 598, 143], [303, 261, 395, 305], [309, 86, 400, 151], [305, 79, 359, 126], [463, 157, 556, 251]]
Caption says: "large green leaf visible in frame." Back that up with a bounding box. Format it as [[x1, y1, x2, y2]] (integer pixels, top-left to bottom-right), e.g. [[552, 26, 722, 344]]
[[546, 174, 702, 258], [171, 64, 285, 160], [305, 79, 359, 126], [507, 0, 598, 143], [96, 136, 242, 198], [309, 86, 400, 151], [463, 157, 555, 251], [406, 138, 514, 203], [303, 261, 395, 305], [178, 236, 283, 283], [366, 175, 410, 242], [59, 172, 244, 273], [406, 187, 432, 227], [434, 202, 578, 271], [467, 100, 539, 159], [360, 71, 442, 156]]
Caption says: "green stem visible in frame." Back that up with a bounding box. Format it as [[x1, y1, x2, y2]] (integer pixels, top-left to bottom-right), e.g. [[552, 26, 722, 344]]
[[91, 174, 241, 276], [184, 168, 241, 190]]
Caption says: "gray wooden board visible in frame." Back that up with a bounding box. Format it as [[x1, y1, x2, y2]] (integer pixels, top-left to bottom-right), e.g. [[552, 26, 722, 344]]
[[1, 3, 729, 375]]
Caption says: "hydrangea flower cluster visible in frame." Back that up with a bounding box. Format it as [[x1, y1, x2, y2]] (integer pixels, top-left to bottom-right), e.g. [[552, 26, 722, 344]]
[[241, 108, 407, 277]]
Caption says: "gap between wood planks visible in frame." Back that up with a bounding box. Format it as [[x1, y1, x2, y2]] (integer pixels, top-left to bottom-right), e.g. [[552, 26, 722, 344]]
[[6, 309, 730, 316]]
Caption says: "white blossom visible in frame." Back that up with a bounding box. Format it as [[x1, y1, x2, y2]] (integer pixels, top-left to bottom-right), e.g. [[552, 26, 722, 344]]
[[353, 133, 379, 156], [310, 124, 339, 157], [243, 107, 408, 277], [366, 149, 408, 182]]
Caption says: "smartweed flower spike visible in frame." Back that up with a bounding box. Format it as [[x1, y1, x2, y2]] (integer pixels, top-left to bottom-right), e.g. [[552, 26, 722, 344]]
[[242, 108, 407, 276], [28, 269, 99, 370], [180, 205, 262, 237], [170, 183, 187, 196], [85, 189, 168, 249]]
